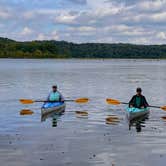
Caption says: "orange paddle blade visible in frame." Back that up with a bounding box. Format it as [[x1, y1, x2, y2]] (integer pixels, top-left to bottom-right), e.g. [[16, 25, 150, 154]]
[[75, 98, 89, 103], [105, 116, 120, 125], [19, 99, 34, 104], [106, 98, 121, 105], [161, 116, 166, 120], [161, 106, 166, 111], [75, 111, 88, 116], [20, 109, 34, 115]]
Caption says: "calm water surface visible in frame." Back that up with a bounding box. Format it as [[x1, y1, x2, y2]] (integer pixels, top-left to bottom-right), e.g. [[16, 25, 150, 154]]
[[0, 59, 166, 166]]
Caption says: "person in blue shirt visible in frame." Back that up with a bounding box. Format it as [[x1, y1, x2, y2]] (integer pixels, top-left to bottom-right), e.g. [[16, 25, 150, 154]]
[[47, 85, 64, 102]]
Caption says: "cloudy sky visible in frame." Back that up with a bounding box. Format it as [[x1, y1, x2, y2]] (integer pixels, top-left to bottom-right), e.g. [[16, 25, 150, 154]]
[[0, 0, 166, 44]]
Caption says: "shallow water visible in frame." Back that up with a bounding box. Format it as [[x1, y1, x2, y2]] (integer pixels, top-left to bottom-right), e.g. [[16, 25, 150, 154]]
[[0, 59, 166, 166]]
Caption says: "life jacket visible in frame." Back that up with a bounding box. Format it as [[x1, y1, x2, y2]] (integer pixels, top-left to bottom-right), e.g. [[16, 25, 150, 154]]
[[49, 91, 60, 101], [129, 95, 148, 108]]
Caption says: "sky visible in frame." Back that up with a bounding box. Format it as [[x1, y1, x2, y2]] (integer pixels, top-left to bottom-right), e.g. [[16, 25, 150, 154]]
[[0, 0, 166, 44]]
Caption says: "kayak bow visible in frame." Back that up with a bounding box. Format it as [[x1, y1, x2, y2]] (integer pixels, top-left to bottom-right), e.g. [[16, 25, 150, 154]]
[[126, 107, 150, 121], [41, 102, 66, 117]]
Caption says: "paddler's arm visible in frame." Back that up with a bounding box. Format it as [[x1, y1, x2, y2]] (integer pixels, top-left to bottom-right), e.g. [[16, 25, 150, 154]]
[[58, 91, 64, 102], [143, 96, 149, 107], [46, 93, 51, 102], [129, 96, 135, 107]]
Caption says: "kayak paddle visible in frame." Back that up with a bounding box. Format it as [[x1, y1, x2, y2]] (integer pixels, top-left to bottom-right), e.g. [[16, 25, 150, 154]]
[[106, 98, 166, 111], [20, 98, 89, 104], [106, 98, 128, 105]]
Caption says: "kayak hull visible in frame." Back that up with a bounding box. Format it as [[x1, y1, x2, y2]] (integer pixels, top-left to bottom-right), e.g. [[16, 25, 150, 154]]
[[41, 102, 66, 116], [126, 107, 150, 121]]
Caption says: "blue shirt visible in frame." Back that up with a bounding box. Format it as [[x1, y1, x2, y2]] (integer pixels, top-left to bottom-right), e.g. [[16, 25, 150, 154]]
[[47, 91, 64, 102]]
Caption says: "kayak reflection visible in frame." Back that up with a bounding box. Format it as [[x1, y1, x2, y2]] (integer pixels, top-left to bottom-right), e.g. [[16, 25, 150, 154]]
[[41, 101, 66, 127], [128, 113, 149, 132], [41, 110, 65, 127]]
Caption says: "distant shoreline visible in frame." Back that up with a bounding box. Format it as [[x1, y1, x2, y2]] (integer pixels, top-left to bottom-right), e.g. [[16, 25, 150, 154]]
[[0, 58, 166, 60], [1, 37, 166, 59]]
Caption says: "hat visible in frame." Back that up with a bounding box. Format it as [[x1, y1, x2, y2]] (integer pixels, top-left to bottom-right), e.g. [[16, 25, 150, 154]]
[[52, 85, 57, 88], [136, 87, 142, 92]]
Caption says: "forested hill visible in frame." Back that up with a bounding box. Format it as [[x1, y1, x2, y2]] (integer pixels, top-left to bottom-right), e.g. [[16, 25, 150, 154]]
[[0, 37, 166, 58]]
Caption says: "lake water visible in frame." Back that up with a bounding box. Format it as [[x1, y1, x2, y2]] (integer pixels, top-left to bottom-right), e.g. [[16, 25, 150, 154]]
[[0, 59, 166, 166]]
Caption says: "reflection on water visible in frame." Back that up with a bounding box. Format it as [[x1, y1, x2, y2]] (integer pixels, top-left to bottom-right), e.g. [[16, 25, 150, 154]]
[[1, 59, 166, 166], [52, 114, 59, 127], [41, 110, 65, 127], [19, 109, 34, 115], [41, 110, 90, 126], [129, 113, 149, 132], [75, 111, 89, 118], [161, 116, 166, 121], [105, 115, 120, 125]]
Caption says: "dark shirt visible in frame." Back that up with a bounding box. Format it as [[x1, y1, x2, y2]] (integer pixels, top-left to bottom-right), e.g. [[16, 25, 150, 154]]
[[129, 95, 149, 108]]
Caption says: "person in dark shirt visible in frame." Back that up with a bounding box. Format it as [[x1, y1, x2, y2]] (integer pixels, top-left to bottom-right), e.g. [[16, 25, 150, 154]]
[[129, 87, 149, 108]]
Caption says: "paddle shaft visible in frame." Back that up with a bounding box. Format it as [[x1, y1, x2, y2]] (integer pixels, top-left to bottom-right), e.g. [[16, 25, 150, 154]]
[[121, 102, 129, 105], [35, 100, 74, 102], [118, 102, 160, 109], [106, 98, 166, 111], [148, 105, 161, 109]]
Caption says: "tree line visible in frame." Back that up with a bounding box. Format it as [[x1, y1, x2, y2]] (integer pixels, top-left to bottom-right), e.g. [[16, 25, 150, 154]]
[[0, 37, 166, 58]]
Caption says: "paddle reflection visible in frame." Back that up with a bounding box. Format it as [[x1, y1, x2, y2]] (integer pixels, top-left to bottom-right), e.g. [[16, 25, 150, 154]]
[[129, 114, 149, 132], [20, 109, 34, 115], [75, 111, 88, 118], [105, 115, 120, 125], [161, 116, 166, 121]]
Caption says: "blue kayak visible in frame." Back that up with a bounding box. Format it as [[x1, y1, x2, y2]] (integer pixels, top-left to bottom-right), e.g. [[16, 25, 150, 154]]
[[126, 107, 150, 121], [41, 102, 66, 116]]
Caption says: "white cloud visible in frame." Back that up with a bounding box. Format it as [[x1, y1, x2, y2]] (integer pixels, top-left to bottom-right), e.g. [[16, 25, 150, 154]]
[[0, 9, 11, 19], [69, 26, 96, 32], [23, 11, 36, 19], [51, 30, 59, 40], [103, 25, 131, 33], [92, 7, 121, 18], [150, 12, 166, 22], [37, 33, 46, 40], [131, 37, 150, 45], [156, 32, 166, 39], [37, 30, 59, 40], [54, 11, 78, 24], [20, 27, 33, 36], [138, 0, 166, 12], [37, 33, 47, 40], [23, 9, 61, 20], [1, 0, 166, 44]]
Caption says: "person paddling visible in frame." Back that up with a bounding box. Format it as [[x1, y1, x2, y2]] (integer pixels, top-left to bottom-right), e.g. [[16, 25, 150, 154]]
[[129, 87, 149, 108], [47, 85, 64, 102]]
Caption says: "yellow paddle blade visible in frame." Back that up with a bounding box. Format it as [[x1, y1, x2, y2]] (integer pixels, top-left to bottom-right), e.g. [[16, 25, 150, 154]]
[[75, 111, 88, 116], [75, 98, 89, 103], [161, 106, 166, 111], [20, 109, 34, 115], [19, 99, 34, 104], [75, 111, 88, 118], [105, 116, 120, 125], [161, 116, 166, 120], [106, 98, 121, 105]]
